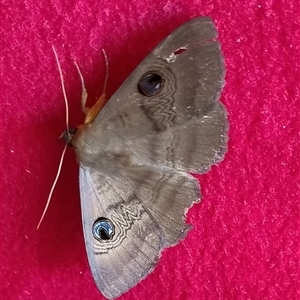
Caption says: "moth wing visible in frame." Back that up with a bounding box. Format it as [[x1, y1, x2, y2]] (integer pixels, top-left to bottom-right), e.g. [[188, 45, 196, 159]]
[[124, 165, 200, 246], [79, 166, 163, 299], [87, 16, 228, 173], [94, 16, 225, 132], [75, 16, 228, 298], [79, 164, 200, 299], [126, 101, 228, 173]]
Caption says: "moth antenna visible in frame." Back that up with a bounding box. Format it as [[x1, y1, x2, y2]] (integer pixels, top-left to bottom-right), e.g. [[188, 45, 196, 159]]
[[37, 144, 68, 230], [52, 45, 70, 133], [101, 49, 109, 95], [37, 46, 70, 230]]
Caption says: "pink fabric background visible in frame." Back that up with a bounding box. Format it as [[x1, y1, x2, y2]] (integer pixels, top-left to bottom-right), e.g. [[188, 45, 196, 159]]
[[1, 1, 299, 299]]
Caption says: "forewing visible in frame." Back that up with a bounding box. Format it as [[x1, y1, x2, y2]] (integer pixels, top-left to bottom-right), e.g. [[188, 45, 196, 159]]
[[79, 167, 163, 299], [79, 164, 200, 299], [83, 16, 228, 173], [93, 16, 225, 134]]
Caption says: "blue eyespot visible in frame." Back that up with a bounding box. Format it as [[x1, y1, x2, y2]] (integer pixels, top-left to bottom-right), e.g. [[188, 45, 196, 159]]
[[138, 72, 164, 96], [92, 218, 115, 241]]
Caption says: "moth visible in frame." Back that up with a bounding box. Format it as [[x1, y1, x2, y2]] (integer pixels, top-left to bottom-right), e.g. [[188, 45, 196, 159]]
[[60, 16, 228, 299]]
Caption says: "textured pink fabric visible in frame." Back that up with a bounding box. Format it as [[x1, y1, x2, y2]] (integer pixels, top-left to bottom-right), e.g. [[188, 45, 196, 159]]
[[1, 1, 299, 299]]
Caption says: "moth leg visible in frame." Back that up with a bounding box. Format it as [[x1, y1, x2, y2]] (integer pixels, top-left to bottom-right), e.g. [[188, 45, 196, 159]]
[[84, 93, 107, 124], [83, 49, 109, 124], [74, 61, 89, 114]]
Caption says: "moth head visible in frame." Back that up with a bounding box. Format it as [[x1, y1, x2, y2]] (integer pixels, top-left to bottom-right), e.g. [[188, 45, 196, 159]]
[[61, 127, 78, 145]]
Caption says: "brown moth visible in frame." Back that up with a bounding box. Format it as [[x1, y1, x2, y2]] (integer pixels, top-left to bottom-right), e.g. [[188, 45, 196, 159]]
[[61, 16, 228, 299]]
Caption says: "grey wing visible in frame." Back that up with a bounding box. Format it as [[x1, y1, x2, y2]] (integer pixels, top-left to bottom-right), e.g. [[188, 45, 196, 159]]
[[124, 165, 200, 246], [79, 166, 163, 299], [77, 16, 227, 300], [79, 165, 200, 299], [125, 101, 228, 173], [87, 16, 228, 174], [94, 16, 225, 133]]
